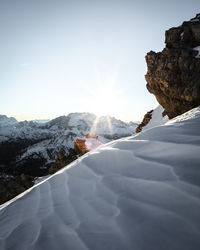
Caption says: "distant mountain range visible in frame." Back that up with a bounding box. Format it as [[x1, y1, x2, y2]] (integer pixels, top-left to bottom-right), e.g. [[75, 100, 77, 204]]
[[0, 112, 138, 174], [0, 112, 138, 203]]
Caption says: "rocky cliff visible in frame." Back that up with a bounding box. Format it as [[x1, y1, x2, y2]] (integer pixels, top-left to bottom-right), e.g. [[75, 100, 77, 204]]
[[145, 14, 200, 118]]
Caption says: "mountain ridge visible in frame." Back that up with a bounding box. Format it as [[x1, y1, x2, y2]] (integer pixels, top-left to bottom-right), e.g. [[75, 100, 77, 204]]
[[0, 112, 138, 204]]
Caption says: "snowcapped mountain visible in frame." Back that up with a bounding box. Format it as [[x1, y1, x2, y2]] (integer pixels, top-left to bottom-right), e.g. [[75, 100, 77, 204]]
[[0, 113, 137, 177], [0, 115, 17, 125], [0, 113, 137, 142], [0, 106, 199, 250]]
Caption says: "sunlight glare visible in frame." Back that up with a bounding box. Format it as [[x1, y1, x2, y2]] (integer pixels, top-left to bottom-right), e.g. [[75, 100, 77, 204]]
[[90, 116, 100, 134], [88, 82, 120, 117]]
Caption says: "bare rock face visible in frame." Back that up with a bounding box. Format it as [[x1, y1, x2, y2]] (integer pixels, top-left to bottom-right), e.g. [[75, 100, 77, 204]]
[[145, 14, 200, 118], [136, 110, 153, 133]]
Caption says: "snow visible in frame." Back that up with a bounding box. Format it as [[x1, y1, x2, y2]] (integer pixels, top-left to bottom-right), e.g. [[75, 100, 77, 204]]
[[142, 105, 169, 131], [180, 32, 184, 40], [31, 119, 50, 124], [0, 107, 200, 250], [193, 46, 200, 58], [34, 175, 51, 184]]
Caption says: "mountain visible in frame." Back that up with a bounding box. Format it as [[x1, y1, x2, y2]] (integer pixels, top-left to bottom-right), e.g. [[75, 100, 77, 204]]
[[0, 106, 199, 250], [0, 115, 17, 125], [0, 113, 138, 204], [0, 113, 137, 174]]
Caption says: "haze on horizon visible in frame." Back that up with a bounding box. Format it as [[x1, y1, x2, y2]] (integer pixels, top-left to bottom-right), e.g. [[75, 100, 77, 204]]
[[0, 0, 199, 122]]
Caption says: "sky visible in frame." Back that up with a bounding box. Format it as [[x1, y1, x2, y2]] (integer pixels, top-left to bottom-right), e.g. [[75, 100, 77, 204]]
[[0, 0, 200, 122]]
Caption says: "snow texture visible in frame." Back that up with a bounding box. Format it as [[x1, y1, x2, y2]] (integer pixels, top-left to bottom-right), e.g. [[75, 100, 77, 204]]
[[0, 107, 200, 250]]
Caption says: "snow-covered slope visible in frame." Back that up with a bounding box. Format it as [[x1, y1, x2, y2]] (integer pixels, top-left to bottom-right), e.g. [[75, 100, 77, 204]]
[[136, 105, 169, 133], [142, 105, 169, 131], [0, 107, 200, 250]]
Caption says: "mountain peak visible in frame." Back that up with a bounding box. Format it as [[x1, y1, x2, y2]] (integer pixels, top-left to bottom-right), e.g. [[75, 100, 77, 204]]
[[0, 115, 17, 124]]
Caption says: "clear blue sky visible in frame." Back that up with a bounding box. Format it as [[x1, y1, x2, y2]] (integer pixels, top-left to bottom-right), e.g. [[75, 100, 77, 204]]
[[0, 0, 199, 121]]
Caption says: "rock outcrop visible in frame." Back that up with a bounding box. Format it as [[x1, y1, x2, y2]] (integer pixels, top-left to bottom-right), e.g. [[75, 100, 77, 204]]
[[136, 110, 153, 133], [145, 14, 200, 118]]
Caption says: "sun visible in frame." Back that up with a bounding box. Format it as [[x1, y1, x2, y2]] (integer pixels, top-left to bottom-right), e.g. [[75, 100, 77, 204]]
[[88, 83, 120, 117]]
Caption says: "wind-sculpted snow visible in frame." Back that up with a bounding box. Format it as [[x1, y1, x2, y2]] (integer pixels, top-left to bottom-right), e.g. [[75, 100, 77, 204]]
[[0, 107, 200, 250]]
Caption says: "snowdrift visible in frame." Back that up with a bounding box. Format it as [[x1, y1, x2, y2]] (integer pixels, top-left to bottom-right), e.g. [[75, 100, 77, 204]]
[[0, 107, 200, 250]]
